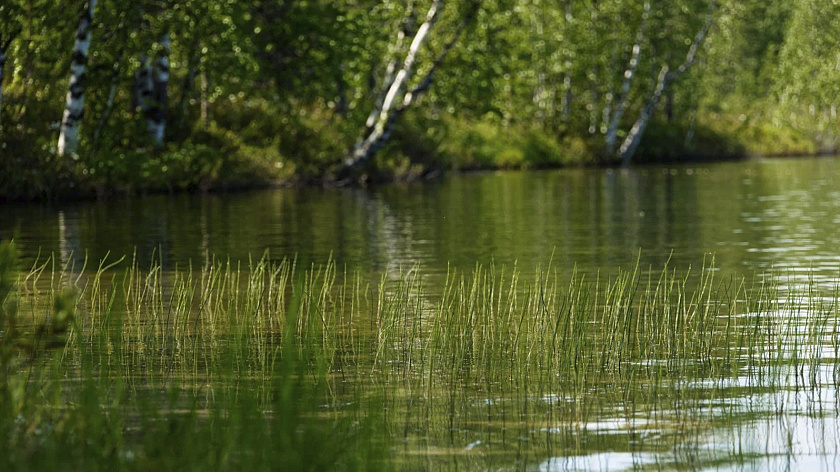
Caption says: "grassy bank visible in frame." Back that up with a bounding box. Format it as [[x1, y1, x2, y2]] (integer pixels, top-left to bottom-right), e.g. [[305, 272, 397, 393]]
[[3, 241, 840, 469], [0, 99, 827, 202]]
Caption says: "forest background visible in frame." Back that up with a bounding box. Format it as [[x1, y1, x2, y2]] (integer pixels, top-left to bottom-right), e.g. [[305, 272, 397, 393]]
[[0, 0, 836, 200]]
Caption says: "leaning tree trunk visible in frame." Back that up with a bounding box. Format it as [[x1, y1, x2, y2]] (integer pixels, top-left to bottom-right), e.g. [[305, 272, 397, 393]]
[[618, 1, 715, 166], [57, 0, 98, 157], [343, 0, 443, 174], [604, 1, 649, 155], [362, 3, 416, 134], [340, 1, 480, 179]]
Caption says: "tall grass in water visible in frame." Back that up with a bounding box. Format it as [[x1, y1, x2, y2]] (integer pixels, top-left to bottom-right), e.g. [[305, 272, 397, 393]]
[[0, 242, 386, 471], [2, 244, 840, 469]]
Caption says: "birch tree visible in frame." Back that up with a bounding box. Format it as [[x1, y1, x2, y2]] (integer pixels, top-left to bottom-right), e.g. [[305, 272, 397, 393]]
[[57, 0, 97, 157], [602, 2, 649, 155], [340, 0, 481, 178], [133, 32, 170, 147], [617, 0, 715, 165], [149, 32, 170, 146]]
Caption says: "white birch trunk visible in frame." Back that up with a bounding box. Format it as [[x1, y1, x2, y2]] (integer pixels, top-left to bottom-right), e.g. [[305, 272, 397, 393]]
[[133, 33, 170, 147], [341, 1, 479, 178], [148, 32, 170, 146], [604, 1, 649, 155], [343, 0, 443, 173], [618, 1, 715, 166], [617, 65, 670, 165], [364, 4, 415, 130], [57, 0, 97, 157], [134, 55, 153, 113]]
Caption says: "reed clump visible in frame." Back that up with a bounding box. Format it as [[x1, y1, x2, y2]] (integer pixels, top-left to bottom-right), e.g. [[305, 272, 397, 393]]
[[0, 245, 387, 471], [2, 245, 840, 470]]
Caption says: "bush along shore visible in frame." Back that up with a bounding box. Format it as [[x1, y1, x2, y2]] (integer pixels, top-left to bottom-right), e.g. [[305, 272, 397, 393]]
[[3, 241, 840, 469], [0, 107, 824, 202], [1, 1, 837, 201]]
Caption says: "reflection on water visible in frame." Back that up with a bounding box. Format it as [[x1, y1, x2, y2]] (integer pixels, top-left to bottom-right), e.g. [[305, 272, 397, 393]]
[[5, 156, 840, 470], [538, 384, 840, 472], [4, 157, 840, 288]]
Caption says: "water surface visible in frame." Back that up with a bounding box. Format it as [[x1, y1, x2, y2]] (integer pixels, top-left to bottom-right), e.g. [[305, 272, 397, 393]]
[[4, 157, 840, 287], [4, 156, 840, 470]]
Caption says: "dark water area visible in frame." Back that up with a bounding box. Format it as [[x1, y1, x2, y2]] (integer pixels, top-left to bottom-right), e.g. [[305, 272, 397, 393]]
[[3, 156, 840, 289]]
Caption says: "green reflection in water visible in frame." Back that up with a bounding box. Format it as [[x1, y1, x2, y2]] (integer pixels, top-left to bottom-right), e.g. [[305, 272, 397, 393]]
[[4, 157, 840, 292], [4, 252, 840, 470], [4, 157, 840, 469]]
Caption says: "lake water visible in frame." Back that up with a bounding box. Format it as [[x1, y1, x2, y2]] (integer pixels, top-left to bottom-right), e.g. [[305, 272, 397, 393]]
[[4, 156, 840, 470], [5, 156, 840, 288]]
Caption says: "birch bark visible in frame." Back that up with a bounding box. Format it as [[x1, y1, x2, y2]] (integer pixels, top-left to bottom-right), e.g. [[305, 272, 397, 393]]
[[148, 32, 170, 146], [133, 55, 153, 123], [341, 1, 480, 179], [618, 1, 715, 166], [57, 0, 97, 157], [363, 3, 415, 132], [604, 1, 649, 155], [342, 0, 443, 175], [133, 33, 170, 147]]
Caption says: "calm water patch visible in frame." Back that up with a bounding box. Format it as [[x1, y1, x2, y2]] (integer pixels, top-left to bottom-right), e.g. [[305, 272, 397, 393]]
[[4, 157, 840, 288], [4, 156, 840, 470]]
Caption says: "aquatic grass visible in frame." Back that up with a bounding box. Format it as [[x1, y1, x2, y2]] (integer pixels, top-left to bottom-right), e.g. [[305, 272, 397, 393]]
[[2, 246, 389, 471], [4, 247, 840, 469]]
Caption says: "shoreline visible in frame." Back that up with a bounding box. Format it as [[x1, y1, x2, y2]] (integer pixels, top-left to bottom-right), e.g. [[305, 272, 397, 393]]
[[3, 149, 838, 204]]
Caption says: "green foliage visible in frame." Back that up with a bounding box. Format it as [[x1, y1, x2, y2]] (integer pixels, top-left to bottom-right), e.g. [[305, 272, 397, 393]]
[[84, 123, 286, 193], [735, 121, 818, 157], [275, 108, 349, 180], [0, 0, 838, 197], [437, 117, 595, 170], [632, 118, 745, 162], [775, 0, 840, 106]]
